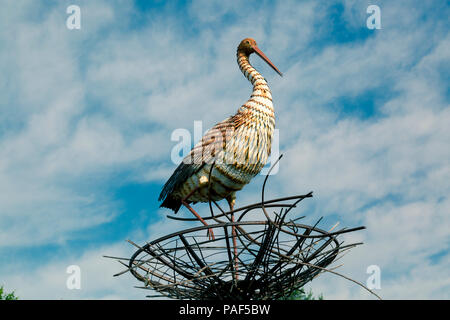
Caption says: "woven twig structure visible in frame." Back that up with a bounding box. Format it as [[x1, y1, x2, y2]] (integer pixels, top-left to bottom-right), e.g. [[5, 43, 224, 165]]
[[107, 191, 368, 300], [105, 155, 379, 299]]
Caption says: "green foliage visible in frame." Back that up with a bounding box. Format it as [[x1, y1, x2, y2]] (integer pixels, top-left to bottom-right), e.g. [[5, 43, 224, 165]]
[[0, 286, 19, 300], [281, 287, 323, 300]]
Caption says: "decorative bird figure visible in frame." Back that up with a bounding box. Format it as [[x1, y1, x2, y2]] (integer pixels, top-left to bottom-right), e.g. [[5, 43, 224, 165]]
[[158, 38, 282, 241]]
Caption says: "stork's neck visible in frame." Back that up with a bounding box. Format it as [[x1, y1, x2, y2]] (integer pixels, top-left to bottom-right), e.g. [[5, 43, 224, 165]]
[[237, 51, 274, 115]]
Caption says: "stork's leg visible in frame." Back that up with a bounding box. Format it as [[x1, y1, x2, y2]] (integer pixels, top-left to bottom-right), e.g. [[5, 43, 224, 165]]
[[226, 193, 238, 281], [182, 185, 215, 240]]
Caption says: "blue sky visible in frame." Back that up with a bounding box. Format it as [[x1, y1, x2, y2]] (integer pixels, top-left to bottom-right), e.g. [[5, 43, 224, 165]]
[[0, 0, 449, 299]]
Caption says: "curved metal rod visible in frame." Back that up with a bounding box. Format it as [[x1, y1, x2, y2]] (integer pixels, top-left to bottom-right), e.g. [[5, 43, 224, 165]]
[[167, 203, 298, 222], [166, 191, 313, 222], [260, 154, 283, 226], [256, 155, 332, 239]]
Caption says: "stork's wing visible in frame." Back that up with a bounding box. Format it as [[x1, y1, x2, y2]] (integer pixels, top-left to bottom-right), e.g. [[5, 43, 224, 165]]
[[158, 115, 237, 207]]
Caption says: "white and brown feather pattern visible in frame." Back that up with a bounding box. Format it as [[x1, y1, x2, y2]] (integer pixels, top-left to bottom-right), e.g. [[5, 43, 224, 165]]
[[159, 50, 275, 209]]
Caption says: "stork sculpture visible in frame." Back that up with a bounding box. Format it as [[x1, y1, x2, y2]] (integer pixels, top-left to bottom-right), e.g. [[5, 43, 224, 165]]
[[159, 38, 282, 270]]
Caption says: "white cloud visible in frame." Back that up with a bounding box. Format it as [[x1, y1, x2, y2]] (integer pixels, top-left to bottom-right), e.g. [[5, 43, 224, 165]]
[[3, 242, 146, 299], [304, 198, 450, 299]]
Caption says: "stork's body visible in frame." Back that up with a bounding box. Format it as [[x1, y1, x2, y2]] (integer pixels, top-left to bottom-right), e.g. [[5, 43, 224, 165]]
[[159, 38, 282, 239]]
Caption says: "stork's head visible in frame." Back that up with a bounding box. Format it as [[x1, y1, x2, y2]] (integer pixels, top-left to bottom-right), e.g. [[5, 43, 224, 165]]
[[238, 38, 283, 77]]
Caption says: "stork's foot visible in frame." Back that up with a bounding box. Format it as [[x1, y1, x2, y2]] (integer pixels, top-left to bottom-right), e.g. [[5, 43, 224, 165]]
[[206, 229, 215, 241]]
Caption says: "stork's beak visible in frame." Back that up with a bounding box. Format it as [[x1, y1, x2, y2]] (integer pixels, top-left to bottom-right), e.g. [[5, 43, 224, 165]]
[[253, 45, 283, 77]]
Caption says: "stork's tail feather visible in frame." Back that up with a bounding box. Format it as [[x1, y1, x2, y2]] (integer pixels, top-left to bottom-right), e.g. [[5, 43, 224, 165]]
[[159, 195, 182, 213], [158, 162, 197, 213]]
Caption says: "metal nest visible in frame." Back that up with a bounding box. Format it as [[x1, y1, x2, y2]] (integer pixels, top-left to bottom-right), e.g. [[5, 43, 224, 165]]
[[106, 157, 381, 300]]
